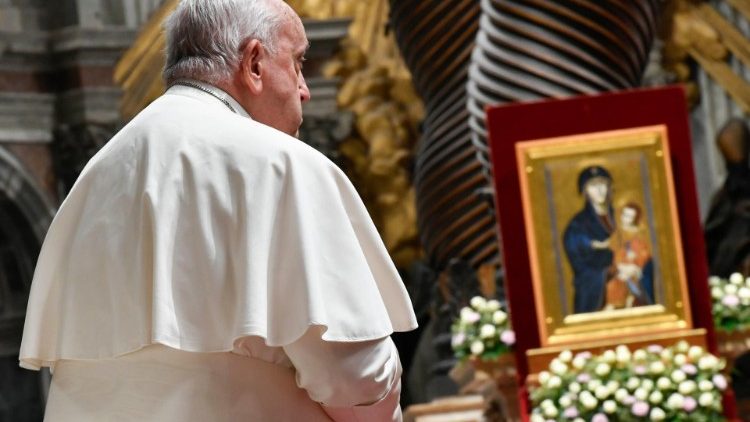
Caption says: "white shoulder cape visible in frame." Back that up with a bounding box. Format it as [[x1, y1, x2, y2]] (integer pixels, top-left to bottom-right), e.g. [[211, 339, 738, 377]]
[[20, 86, 418, 370]]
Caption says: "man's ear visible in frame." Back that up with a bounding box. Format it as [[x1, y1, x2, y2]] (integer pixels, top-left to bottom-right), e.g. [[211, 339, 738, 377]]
[[239, 39, 264, 95]]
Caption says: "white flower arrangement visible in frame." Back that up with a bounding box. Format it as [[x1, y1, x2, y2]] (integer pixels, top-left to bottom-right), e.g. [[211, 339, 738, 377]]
[[451, 295, 515, 361], [530, 342, 728, 421], [710, 273, 750, 332]]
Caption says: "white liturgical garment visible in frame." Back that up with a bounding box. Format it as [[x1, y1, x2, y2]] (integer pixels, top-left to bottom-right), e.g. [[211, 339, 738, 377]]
[[20, 82, 418, 421]]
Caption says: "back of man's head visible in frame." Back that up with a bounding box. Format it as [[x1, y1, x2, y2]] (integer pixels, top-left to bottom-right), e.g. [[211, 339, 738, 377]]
[[163, 0, 285, 86]]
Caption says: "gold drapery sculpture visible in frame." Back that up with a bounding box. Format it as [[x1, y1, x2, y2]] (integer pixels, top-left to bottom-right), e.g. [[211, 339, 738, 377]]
[[662, 0, 750, 112], [316, 0, 424, 268], [115, 0, 179, 120]]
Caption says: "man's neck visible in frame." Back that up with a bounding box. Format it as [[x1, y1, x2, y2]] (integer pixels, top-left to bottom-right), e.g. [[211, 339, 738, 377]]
[[177, 79, 251, 119], [214, 80, 253, 119]]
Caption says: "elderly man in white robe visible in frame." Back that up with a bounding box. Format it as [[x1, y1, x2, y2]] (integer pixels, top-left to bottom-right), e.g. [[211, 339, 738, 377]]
[[18, 0, 418, 420]]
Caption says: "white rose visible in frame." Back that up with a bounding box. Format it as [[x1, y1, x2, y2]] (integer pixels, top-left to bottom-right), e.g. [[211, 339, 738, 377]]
[[649, 390, 663, 404], [678, 380, 697, 395], [547, 375, 562, 389], [634, 388, 649, 401], [626, 377, 640, 390], [602, 350, 616, 363], [569, 382, 582, 393], [711, 286, 723, 299], [615, 388, 629, 402], [603, 400, 617, 414], [660, 348, 674, 360], [582, 398, 599, 411], [708, 276, 721, 286], [688, 346, 704, 360], [550, 359, 568, 375], [650, 407, 666, 421], [480, 324, 496, 338], [676, 341, 690, 353], [595, 385, 610, 400], [595, 363, 611, 377], [588, 379, 602, 391], [698, 355, 718, 371], [666, 393, 684, 410], [726, 284, 739, 295], [641, 379, 654, 391], [459, 307, 470, 321], [650, 361, 666, 374], [739, 287, 750, 300], [486, 299, 501, 311], [730, 272, 744, 285], [616, 344, 630, 356], [558, 395, 572, 408], [606, 380, 619, 393], [460, 307, 479, 323], [470, 340, 484, 355], [580, 393, 598, 410], [492, 310, 507, 325], [657, 377, 671, 390], [572, 356, 587, 369], [470, 296, 487, 310], [633, 349, 647, 361], [671, 370, 687, 383], [673, 354, 687, 366], [574, 419, 584, 422], [530, 414, 545, 422], [540, 399, 554, 409], [699, 380, 714, 392], [616, 345, 631, 362], [699, 392, 714, 407], [543, 405, 558, 418], [559, 350, 573, 363], [538, 371, 551, 385]]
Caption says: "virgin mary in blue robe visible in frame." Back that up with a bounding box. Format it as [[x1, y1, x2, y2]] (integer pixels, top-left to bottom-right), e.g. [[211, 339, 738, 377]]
[[563, 167, 615, 314]]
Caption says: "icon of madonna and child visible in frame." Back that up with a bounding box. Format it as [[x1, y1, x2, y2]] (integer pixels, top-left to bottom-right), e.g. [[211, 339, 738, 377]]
[[562, 165, 656, 315]]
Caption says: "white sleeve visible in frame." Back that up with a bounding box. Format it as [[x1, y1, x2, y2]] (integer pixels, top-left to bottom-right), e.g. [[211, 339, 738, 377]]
[[283, 327, 403, 421]]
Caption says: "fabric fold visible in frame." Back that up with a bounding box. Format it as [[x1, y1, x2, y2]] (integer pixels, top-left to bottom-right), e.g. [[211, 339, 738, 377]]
[[20, 87, 418, 370]]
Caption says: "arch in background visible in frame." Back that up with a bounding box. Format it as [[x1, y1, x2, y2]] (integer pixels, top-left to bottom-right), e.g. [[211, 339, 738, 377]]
[[0, 146, 55, 420]]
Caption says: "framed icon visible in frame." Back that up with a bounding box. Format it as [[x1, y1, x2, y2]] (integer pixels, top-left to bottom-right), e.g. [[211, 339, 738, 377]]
[[515, 125, 691, 346]]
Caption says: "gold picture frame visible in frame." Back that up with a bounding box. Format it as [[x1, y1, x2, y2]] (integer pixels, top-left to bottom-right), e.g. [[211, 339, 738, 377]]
[[515, 125, 692, 347]]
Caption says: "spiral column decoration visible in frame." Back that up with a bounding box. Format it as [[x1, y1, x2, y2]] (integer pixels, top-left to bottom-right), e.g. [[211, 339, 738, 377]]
[[467, 0, 662, 184], [391, 0, 661, 274], [390, 0, 498, 272]]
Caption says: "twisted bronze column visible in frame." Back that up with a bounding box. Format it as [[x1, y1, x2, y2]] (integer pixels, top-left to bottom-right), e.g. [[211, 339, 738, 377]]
[[468, 0, 661, 184], [391, 0, 661, 272], [390, 0, 496, 271]]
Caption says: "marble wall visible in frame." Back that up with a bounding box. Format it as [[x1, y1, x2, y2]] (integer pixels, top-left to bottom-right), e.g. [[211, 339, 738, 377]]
[[0, 1, 163, 419]]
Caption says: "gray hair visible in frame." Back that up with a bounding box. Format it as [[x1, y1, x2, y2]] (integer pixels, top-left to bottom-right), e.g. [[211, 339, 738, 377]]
[[163, 0, 286, 85]]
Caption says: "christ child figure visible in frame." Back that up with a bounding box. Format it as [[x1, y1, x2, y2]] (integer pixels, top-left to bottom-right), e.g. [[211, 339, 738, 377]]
[[605, 202, 654, 309]]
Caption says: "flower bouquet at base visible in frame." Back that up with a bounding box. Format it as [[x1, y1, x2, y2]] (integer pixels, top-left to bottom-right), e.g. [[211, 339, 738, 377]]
[[451, 296, 519, 420], [530, 342, 728, 422], [709, 273, 750, 366], [451, 296, 515, 363], [710, 272, 750, 333]]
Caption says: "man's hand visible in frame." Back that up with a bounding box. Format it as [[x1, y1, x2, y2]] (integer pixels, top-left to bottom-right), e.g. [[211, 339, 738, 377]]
[[283, 327, 403, 421]]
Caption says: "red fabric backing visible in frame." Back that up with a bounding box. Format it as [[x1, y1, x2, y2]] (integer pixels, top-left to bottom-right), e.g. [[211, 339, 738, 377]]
[[485, 86, 725, 418]]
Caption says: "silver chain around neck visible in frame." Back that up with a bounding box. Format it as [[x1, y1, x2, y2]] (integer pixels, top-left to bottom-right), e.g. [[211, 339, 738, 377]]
[[171, 81, 237, 114]]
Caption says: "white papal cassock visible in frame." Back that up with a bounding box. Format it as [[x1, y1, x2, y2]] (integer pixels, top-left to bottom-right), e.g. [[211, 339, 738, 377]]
[[20, 82, 418, 421]]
